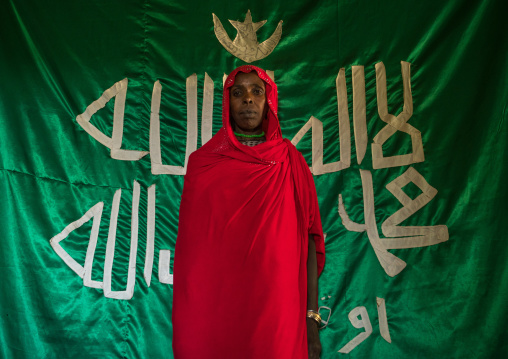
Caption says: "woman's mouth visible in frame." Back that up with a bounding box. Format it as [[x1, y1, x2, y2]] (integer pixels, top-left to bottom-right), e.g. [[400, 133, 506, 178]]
[[240, 110, 257, 117]]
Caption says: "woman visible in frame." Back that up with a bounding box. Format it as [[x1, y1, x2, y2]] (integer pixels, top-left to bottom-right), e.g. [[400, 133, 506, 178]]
[[172, 65, 325, 358]]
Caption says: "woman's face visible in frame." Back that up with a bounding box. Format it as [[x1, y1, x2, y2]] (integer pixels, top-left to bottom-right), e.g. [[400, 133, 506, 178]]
[[229, 72, 268, 134]]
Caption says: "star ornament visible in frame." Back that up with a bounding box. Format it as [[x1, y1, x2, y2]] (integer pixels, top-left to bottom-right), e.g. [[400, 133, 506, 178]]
[[229, 10, 267, 47], [213, 10, 283, 63]]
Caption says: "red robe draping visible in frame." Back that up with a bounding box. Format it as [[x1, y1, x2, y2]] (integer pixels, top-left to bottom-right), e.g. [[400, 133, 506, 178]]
[[172, 66, 325, 359]]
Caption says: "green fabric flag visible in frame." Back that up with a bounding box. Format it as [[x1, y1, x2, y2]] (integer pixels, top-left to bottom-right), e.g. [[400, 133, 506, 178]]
[[1, 0, 507, 357]]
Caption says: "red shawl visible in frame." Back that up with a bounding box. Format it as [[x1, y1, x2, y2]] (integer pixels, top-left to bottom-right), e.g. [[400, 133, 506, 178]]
[[172, 65, 325, 358]]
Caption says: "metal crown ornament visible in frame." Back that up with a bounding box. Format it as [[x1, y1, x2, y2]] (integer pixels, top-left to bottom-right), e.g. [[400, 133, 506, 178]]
[[212, 10, 283, 63]]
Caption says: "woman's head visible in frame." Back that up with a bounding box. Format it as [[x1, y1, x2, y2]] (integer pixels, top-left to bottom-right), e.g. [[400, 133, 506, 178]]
[[223, 65, 281, 141], [229, 71, 268, 134]]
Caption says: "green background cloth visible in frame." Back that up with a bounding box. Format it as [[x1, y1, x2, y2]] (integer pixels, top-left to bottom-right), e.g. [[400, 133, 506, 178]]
[[1, 0, 507, 357]]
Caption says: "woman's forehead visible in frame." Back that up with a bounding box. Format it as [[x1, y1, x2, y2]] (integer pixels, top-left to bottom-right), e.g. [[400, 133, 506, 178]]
[[232, 72, 265, 88]]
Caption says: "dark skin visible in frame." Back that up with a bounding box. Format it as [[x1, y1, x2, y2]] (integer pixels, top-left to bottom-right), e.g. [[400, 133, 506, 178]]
[[230, 72, 268, 135], [230, 72, 322, 358], [307, 235, 321, 359]]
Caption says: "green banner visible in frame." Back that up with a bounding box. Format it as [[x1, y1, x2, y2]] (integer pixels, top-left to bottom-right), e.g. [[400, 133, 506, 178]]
[[1, 0, 507, 357]]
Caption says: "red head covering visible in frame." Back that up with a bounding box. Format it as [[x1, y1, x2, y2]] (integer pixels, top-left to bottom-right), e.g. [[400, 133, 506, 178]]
[[222, 65, 282, 142], [172, 66, 325, 358]]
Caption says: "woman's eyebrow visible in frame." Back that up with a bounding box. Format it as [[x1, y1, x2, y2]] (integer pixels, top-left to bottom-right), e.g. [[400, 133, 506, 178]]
[[230, 83, 264, 90]]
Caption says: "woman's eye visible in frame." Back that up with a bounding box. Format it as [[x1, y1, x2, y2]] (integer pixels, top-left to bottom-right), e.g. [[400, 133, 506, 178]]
[[233, 90, 241, 97]]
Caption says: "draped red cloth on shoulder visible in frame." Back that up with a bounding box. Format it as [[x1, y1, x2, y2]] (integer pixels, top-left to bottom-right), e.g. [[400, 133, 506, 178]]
[[172, 65, 325, 359]]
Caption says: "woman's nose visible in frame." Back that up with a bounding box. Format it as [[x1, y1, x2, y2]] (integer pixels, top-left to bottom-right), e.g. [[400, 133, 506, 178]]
[[243, 94, 253, 104]]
